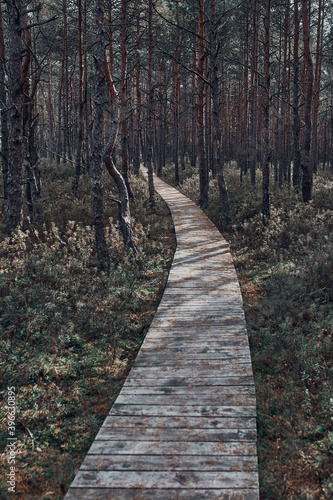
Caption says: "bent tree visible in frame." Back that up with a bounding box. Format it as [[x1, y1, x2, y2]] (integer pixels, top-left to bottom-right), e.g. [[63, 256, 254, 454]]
[[92, 0, 137, 270]]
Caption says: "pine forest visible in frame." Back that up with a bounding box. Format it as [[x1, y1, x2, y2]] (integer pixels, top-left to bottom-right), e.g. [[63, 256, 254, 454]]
[[0, 0, 332, 498]]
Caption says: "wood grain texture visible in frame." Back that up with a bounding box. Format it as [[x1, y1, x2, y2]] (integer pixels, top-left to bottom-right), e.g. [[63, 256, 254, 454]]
[[65, 167, 259, 499]]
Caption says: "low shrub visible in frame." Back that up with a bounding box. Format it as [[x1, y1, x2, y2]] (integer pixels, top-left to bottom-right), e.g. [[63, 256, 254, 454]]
[[162, 160, 333, 499], [0, 161, 176, 499]]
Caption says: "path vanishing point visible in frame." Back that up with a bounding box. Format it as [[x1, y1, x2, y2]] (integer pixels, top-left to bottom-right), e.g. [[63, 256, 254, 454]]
[[65, 167, 259, 499]]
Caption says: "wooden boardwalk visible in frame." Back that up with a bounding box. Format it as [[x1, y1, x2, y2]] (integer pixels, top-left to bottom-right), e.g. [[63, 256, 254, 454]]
[[65, 168, 259, 499]]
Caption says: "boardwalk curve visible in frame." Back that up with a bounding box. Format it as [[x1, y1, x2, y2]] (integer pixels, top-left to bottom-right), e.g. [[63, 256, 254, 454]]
[[65, 168, 259, 499]]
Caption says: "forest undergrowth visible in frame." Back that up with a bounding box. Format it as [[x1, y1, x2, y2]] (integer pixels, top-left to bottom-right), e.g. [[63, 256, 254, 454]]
[[0, 161, 176, 499], [162, 163, 333, 500]]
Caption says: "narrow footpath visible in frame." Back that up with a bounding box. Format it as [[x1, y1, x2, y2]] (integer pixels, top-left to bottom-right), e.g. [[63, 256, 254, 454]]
[[65, 167, 259, 499]]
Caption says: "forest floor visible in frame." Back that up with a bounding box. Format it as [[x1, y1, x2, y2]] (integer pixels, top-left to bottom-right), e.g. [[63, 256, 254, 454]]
[[0, 161, 176, 499], [162, 163, 333, 500]]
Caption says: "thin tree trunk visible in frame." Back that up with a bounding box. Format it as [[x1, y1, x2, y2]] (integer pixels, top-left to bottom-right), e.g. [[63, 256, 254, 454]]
[[146, 0, 155, 206], [92, 0, 109, 271], [210, 0, 231, 224], [0, 0, 8, 199], [133, 0, 141, 176], [301, 0, 314, 202], [262, 0, 271, 219], [312, 0, 324, 173], [120, 0, 134, 199], [198, 0, 208, 207], [293, 0, 301, 190], [249, 0, 259, 186], [72, 0, 84, 192], [6, 0, 24, 233]]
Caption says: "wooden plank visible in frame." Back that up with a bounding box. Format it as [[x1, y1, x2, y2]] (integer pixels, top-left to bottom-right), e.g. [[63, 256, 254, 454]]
[[109, 405, 257, 418], [87, 440, 258, 457], [95, 427, 257, 442], [71, 470, 258, 489], [101, 416, 257, 430], [134, 353, 252, 365], [124, 375, 254, 388], [141, 340, 250, 349], [118, 386, 255, 397], [125, 366, 254, 380], [65, 488, 259, 500], [79, 454, 258, 472], [114, 394, 256, 407]]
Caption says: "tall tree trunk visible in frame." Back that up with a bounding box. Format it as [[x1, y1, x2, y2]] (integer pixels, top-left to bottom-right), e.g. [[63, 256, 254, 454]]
[[62, 0, 71, 161], [133, 0, 141, 176], [6, 0, 24, 233], [279, 0, 290, 186], [191, 52, 197, 168], [312, 0, 323, 173], [173, 59, 180, 185], [301, 0, 314, 202], [120, 0, 134, 199], [73, 0, 84, 192], [0, 0, 8, 199], [146, 0, 155, 206], [262, 0, 271, 219], [240, 15, 249, 181], [198, 0, 208, 207], [210, 0, 231, 224], [92, 0, 109, 271], [293, 0, 301, 190], [249, 0, 259, 186]]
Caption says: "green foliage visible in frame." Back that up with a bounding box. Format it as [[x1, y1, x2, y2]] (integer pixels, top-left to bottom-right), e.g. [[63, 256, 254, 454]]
[[0, 162, 176, 499]]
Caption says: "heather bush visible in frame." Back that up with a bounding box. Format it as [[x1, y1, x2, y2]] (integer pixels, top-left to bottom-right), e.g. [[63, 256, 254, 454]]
[[0, 162, 176, 499], [162, 160, 333, 499]]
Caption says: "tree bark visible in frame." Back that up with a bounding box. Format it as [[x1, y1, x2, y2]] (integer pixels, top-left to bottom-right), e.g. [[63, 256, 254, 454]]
[[210, 0, 231, 224], [92, 0, 109, 271], [133, 0, 141, 176], [198, 0, 208, 207], [249, 0, 259, 186], [103, 58, 138, 254], [72, 0, 84, 192], [301, 0, 314, 202], [120, 0, 134, 199], [6, 0, 24, 233], [262, 0, 271, 219], [0, 0, 8, 199], [312, 0, 323, 174], [146, 0, 155, 206], [292, 0, 301, 190]]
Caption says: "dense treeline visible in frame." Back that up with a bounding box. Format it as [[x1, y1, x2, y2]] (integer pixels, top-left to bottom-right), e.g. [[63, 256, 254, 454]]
[[1, 0, 333, 244]]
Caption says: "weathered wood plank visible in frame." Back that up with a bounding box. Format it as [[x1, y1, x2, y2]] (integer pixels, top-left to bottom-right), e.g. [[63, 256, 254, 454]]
[[127, 364, 253, 376], [101, 416, 257, 430], [109, 405, 257, 418], [95, 427, 257, 442], [71, 470, 258, 489], [65, 488, 259, 500], [124, 375, 254, 387], [118, 386, 255, 397], [87, 440, 257, 457], [79, 454, 258, 472], [114, 394, 256, 407], [134, 353, 252, 365]]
